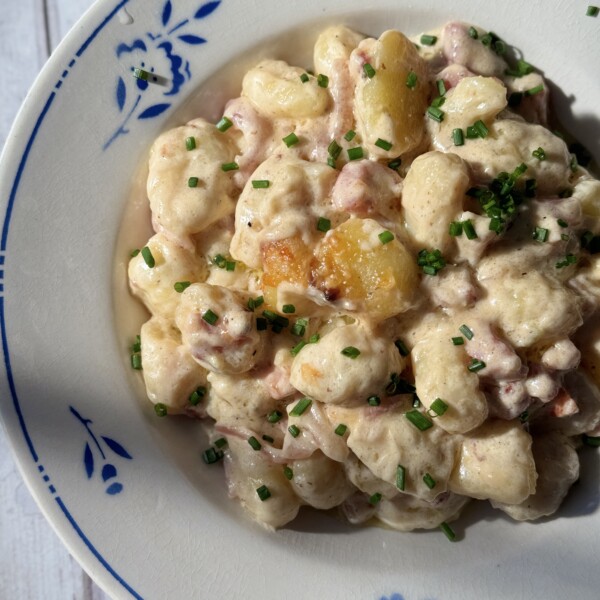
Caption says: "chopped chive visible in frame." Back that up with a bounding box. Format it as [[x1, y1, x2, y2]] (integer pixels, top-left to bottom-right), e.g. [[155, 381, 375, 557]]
[[282, 132, 299, 147], [449, 221, 463, 236], [420, 34, 437, 45], [290, 397, 312, 416], [185, 136, 196, 151], [132, 67, 150, 81], [334, 424, 348, 436], [341, 346, 361, 359], [216, 116, 233, 132], [532, 147, 546, 161], [452, 336, 464, 346], [406, 71, 418, 89], [468, 359, 486, 372], [405, 409, 433, 431], [247, 295, 264, 310], [202, 447, 223, 464], [556, 254, 578, 269], [459, 325, 474, 340], [387, 157, 402, 170], [267, 410, 283, 423], [570, 154, 579, 172], [452, 128, 464, 146], [582, 434, 600, 446], [557, 219, 568, 228], [489, 218, 504, 234], [586, 5, 599, 16], [430, 96, 446, 108], [368, 492, 382, 505], [290, 340, 307, 357], [283, 466, 294, 480], [131, 335, 141, 353], [347, 147, 364, 161], [525, 178, 537, 197], [189, 386, 207, 405], [328, 140, 342, 159], [130, 248, 140, 257], [317, 217, 331, 232], [327, 157, 336, 169], [396, 465, 406, 491], [188, 176, 199, 188], [561, 234, 570, 242], [225, 260, 236, 272], [466, 125, 478, 139], [468, 26, 478, 39], [473, 120, 489, 138], [154, 403, 167, 417], [427, 106, 444, 122], [256, 317, 268, 331], [363, 63, 376, 78], [423, 473, 436, 489], [344, 130, 356, 141], [526, 84, 544, 96], [256, 485, 271, 501], [395, 339, 409, 357], [462, 220, 478, 240], [262, 434, 274, 444], [131, 353, 142, 370], [141, 246, 155, 268], [213, 254, 227, 268], [282, 304, 296, 314], [375, 138, 393, 151], [262, 310, 289, 328], [436, 79, 447, 96], [378, 230, 394, 244], [494, 40, 507, 55], [221, 162, 239, 172], [533, 227, 549, 243], [480, 32, 493, 46], [300, 72, 309, 83], [429, 398, 449, 416], [308, 333, 320, 344], [291, 318, 308, 336], [288, 424, 300, 438], [367, 395, 381, 406], [317, 73, 329, 88], [252, 179, 270, 189], [440, 522, 457, 541], [202, 309, 218, 325], [248, 436, 262, 451]]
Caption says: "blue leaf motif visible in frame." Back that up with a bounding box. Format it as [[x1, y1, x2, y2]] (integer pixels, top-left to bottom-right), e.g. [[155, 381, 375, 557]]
[[194, 1, 220, 19], [102, 436, 133, 459], [116, 39, 147, 58], [102, 463, 118, 482], [137, 103, 171, 119], [116, 77, 126, 112], [106, 482, 124, 495], [178, 34, 207, 45], [84, 443, 94, 479], [162, 0, 172, 26]]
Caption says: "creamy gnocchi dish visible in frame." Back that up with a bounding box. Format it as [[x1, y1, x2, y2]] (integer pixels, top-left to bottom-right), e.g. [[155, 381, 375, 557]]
[[127, 21, 600, 537]]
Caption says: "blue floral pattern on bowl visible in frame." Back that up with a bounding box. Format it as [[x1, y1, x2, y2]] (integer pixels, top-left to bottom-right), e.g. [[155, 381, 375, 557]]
[[70, 406, 133, 495], [104, 0, 221, 150]]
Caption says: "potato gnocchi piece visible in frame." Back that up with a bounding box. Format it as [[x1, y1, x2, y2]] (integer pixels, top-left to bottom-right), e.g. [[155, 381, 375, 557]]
[[412, 322, 488, 434], [242, 59, 330, 119], [140, 317, 207, 412], [401, 151, 470, 254], [449, 419, 537, 505], [175, 283, 261, 374], [230, 154, 337, 269], [224, 437, 300, 529], [288, 451, 355, 510], [491, 432, 579, 520], [351, 30, 429, 157], [147, 119, 238, 237], [128, 232, 207, 320], [479, 271, 582, 348], [289, 323, 404, 406], [311, 218, 418, 319]]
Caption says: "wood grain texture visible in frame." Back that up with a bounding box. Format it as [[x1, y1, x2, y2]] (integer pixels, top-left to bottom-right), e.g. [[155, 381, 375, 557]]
[[1, 2, 112, 597]]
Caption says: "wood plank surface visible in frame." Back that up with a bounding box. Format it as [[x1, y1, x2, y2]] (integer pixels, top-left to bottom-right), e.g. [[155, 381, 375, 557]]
[[1, 2, 111, 597]]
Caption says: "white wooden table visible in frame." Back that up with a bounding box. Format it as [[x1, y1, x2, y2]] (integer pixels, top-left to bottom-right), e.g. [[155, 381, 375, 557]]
[[0, 1, 110, 597]]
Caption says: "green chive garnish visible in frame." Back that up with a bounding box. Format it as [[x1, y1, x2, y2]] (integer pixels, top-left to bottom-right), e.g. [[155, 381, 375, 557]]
[[283, 132, 299, 147], [131, 353, 142, 370], [453, 128, 464, 146], [202, 447, 223, 464], [463, 220, 478, 240], [131, 335, 141, 353], [188, 176, 199, 188], [291, 318, 308, 336], [308, 333, 320, 343], [256, 317, 268, 331], [533, 227, 549, 242], [185, 136, 196, 151], [532, 147, 546, 161], [317, 73, 329, 88], [347, 147, 364, 161], [282, 304, 295, 314], [526, 84, 544, 96], [405, 409, 433, 431], [154, 403, 167, 417], [202, 309, 218, 325], [256, 485, 271, 501], [449, 221, 463, 236], [328, 140, 342, 159], [283, 466, 294, 480], [368, 492, 382, 505], [317, 217, 331, 232], [378, 230, 394, 244], [141, 246, 155, 268], [436, 79, 447, 96], [252, 180, 270, 189], [267, 410, 282, 423], [406, 71, 418, 89], [216, 116, 233, 132], [290, 397, 312, 416], [341, 346, 361, 359], [375, 138, 393, 151], [473, 120, 489, 138], [459, 325, 474, 340], [214, 437, 227, 449], [586, 5, 599, 16], [388, 157, 402, 170], [300, 73, 309, 83], [420, 34, 437, 45], [130, 248, 140, 257], [468, 359, 486, 372], [290, 340, 307, 357], [423, 473, 436, 489], [189, 386, 207, 406], [429, 398, 449, 416], [334, 424, 348, 436], [248, 436, 262, 451], [363, 63, 376, 78], [468, 26, 478, 39], [395, 339, 409, 357], [452, 336, 464, 346], [344, 130, 356, 141], [440, 522, 457, 541], [367, 395, 381, 406], [582, 434, 600, 446], [221, 162, 239, 172], [288, 424, 300, 438], [557, 219, 568, 228], [396, 465, 406, 491], [262, 434, 274, 444], [427, 106, 444, 122], [225, 260, 236, 272]]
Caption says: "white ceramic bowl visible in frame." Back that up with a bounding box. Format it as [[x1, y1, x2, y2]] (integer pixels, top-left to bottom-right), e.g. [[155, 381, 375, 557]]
[[1, 1, 599, 598]]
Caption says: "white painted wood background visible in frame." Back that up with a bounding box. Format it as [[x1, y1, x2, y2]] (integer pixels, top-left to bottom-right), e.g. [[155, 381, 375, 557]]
[[0, 2, 111, 597]]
